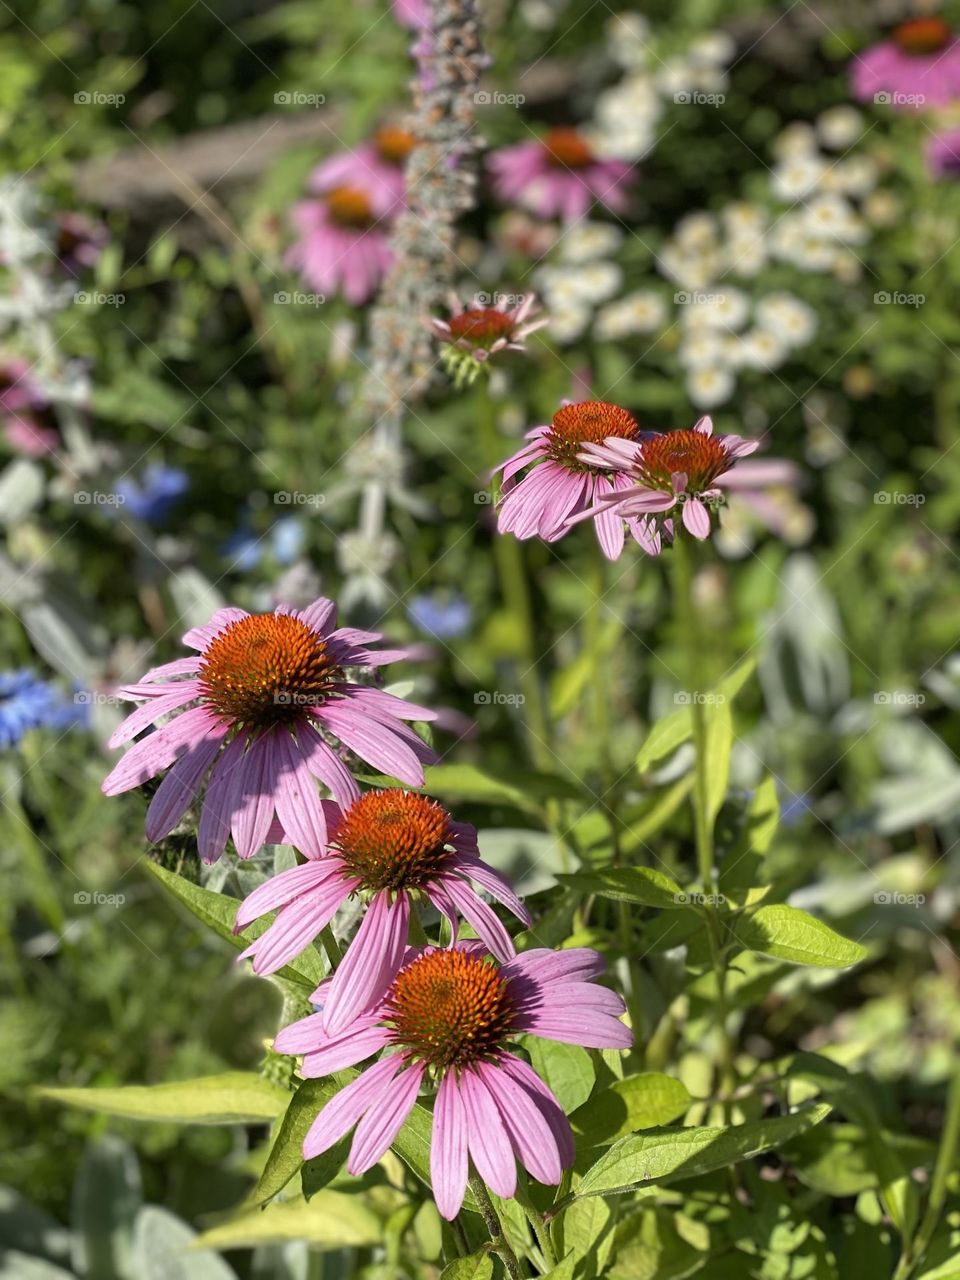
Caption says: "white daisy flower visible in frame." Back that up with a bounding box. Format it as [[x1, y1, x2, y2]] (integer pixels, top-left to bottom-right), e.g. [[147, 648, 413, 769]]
[[678, 329, 727, 368], [772, 122, 819, 159], [594, 290, 668, 338], [689, 31, 736, 68], [735, 327, 788, 370], [816, 106, 863, 150], [687, 288, 750, 331], [686, 363, 736, 408], [548, 304, 591, 344], [772, 154, 827, 201], [755, 293, 818, 347], [557, 222, 624, 263]]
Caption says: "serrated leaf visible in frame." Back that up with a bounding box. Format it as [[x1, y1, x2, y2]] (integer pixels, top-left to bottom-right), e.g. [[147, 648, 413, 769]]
[[733, 905, 868, 968], [143, 860, 324, 988], [192, 1193, 381, 1251], [557, 866, 684, 910], [37, 1072, 289, 1125], [572, 1073, 692, 1145], [576, 1103, 832, 1196], [440, 1251, 494, 1280]]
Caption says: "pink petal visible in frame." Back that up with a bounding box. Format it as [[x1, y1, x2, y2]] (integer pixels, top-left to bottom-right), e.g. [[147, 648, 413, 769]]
[[234, 860, 349, 929], [459, 1068, 517, 1198], [230, 735, 277, 858], [183, 607, 249, 651], [300, 1023, 392, 1075], [431, 1071, 469, 1220], [108, 685, 201, 748], [102, 707, 221, 795], [144, 728, 223, 841], [323, 892, 411, 1034], [498, 1055, 575, 1168], [295, 722, 361, 808], [479, 1059, 563, 1185], [197, 733, 247, 862], [682, 497, 711, 539], [303, 1056, 402, 1159], [272, 728, 329, 855], [348, 1062, 425, 1173]]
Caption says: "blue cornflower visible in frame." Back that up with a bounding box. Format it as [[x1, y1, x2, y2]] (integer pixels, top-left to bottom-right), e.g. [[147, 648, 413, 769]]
[[222, 516, 305, 571], [115, 465, 189, 522], [407, 593, 472, 640], [0, 669, 87, 749]]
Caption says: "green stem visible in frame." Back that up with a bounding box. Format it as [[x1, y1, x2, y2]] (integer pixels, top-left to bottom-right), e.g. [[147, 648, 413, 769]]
[[669, 533, 735, 1102], [475, 376, 552, 771], [515, 1186, 558, 1271], [468, 1174, 526, 1280], [894, 1062, 960, 1280], [319, 925, 342, 970]]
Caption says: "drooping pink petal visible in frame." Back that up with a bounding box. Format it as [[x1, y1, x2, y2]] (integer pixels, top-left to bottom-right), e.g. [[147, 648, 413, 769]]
[[239, 885, 349, 975], [431, 1071, 469, 1220], [108, 685, 202, 748], [348, 1062, 425, 1174], [303, 1055, 402, 1159], [144, 727, 223, 841], [300, 1023, 392, 1075], [318, 703, 427, 785], [682, 497, 711, 539], [271, 727, 330, 855], [295, 722, 361, 808], [230, 735, 278, 858], [102, 707, 221, 795], [197, 733, 247, 863], [235, 860, 349, 929], [498, 1054, 575, 1168], [322, 892, 411, 1034], [459, 1067, 517, 1198], [479, 1058, 563, 1186], [439, 878, 516, 962]]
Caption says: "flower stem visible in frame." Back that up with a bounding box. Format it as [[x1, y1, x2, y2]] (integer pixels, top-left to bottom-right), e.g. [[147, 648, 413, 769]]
[[514, 1186, 558, 1271], [319, 924, 342, 970], [468, 1174, 526, 1279], [669, 532, 735, 1100], [893, 1061, 960, 1279], [475, 376, 552, 772]]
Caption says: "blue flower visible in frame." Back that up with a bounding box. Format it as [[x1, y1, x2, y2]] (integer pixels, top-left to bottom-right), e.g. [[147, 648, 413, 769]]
[[0, 669, 87, 749], [407, 593, 472, 640], [222, 516, 305, 571], [115, 466, 189, 523]]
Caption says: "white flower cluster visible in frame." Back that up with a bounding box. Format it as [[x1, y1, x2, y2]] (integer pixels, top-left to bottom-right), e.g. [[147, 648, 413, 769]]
[[535, 222, 626, 342], [591, 17, 734, 161]]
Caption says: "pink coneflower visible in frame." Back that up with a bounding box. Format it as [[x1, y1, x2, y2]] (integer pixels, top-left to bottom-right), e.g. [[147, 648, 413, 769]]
[[285, 184, 395, 305], [489, 128, 633, 222], [309, 126, 415, 217], [571, 415, 760, 554], [851, 18, 960, 110], [927, 128, 960, 177], [274, 944, 631, 1218], [0, 357, 59, 457], [102, 601, 437, 862], [429, 291, 546, 385], [236, 789, 530, 1031], [494, 400, 642, 559]]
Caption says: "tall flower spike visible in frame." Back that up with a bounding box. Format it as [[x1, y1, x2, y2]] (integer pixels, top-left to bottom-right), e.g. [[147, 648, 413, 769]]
[[235, 788, 530, 1032], [273, 944, 631, 1218], [102, 599, 437, 862], [494, 399, 642, 559]]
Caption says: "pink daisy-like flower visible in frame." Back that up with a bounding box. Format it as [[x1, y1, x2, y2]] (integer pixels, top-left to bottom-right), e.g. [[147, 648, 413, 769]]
[[308, 126, 415, 218], [571, 415, 761, 555], [235, 788, 530, 1031], [102, 600, 437, 862], [851, 18, 960, 110], [285, 184, 396, 306], [429, 291, 546, 386], [494, 399, 642, 559], [274, 944, 631, 1218], [489, 127, 633, 222]]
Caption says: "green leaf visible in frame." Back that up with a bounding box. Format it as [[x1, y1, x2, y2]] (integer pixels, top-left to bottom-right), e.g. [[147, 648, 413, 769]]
[[133, 1206, 238, 1280], [720, 774, 779, 893], [703, 699, 732, 830], [784, 1123, 933, 1196], [636, 657, 756, 772], [540, 1253, 577, 1280], [550, 614, 623, 718], [440, 1251, 494, 1280], [70, 1137, 141, 1280], [576, 1103, 832, 1197], [572, 1073, 692, 1145], [523, 1038, 596, 1114], [733, 905, 868, 968], [556, 867, 684, 910], [419, 763, 578, 815], [143, 860, 325, 988], [37, 1072, 290, 1125], [620, 776, 694, 854], [257, 1078, 342, 1205], [192, 1193, 382, 1251]]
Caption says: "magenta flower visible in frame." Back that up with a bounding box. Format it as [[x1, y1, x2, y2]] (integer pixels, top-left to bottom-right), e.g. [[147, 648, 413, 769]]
[[927, 129, 960, 177], [571, 415, 761, 555], [489, 127, 633, 222], [494, 400, 642, 559], [391, 0, 428, 30], [273, 944, 631, 1218], [285, 183, 396, 305], [235, 788, 530, 1031], [102, 601, 437, 862], [0, 357, 58, 457], [851, 18, 960, 109], [308, 126, 414, 218], [430, 291, 546, 386]]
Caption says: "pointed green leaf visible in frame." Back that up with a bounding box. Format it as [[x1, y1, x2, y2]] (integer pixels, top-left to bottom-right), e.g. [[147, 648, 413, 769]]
[[572, 1073, 692, 1146], [557, 866, 684, 910], [734, 905, 868, 968], [440, 1251, 494, 1280], [257, 1078, 343, 1205], [36, 1072, 289, 1125], [192, 1193, 382, 1251], [636, 657, 756, 772]]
